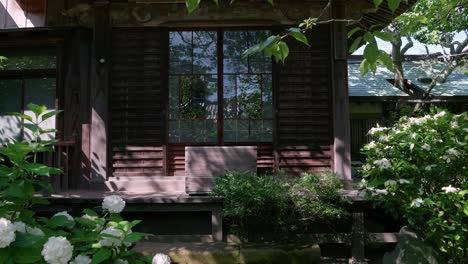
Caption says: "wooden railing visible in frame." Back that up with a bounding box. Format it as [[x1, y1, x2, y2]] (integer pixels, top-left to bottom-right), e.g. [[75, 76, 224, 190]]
[[45, 141, 75, 192]]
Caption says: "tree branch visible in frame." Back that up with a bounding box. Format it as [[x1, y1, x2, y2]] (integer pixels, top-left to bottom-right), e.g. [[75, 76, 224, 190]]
[[401, 36, 413, 55]]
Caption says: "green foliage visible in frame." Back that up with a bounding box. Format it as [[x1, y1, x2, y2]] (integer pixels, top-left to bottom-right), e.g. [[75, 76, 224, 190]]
[[212, 170, 349, 239], [361, 109, 468, 262], [0, 106, 153, 264]]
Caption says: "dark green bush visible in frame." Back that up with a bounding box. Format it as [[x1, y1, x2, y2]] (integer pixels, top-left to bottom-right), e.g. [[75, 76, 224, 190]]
[[212, 170, 349, 240]]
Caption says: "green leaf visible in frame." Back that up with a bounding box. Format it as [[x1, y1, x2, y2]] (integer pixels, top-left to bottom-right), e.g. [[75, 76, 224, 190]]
[[39, 129, 57, 135], [464, 204, 468, 216], [363, 32, 375, 43], [347, 27, 361, 38], [387, 0, 401, 13], [373, 31, 393, 42], [40, 110, 63, 122], [363, 42, 379, 64], [349, 36, 362, 53], [13, 233, 45, 248], [110, 213, 123, 222], [83, 208, 99, 217], [49, 215, 74, 228], [360, 59, 370, 77], [378, 51, 394, 72], [6, 112, 33, 122], [185, 0, 201, 14], [288, 28, 310, 46], [26, 103, 47, 117], [24, 163, 53, 176], [277, 41, 289, 63], [373, 0, 383, 8], [123, 232, 146, 243], [91, 248, 112, 264], [23, 123, 39, 133], [266, 0, 274, 6]]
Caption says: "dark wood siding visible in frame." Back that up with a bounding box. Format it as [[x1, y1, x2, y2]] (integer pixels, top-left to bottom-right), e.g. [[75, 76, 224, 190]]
[[110, 28, 168, 177], [275, 25, 333, 173]]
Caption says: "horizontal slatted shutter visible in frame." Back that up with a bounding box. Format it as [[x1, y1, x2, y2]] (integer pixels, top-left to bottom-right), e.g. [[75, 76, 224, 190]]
[[276, 25, 333, 173], [110, 28, 168, 177]]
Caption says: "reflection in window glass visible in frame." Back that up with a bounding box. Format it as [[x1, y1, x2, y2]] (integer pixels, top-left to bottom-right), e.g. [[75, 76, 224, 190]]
[[223, 31, 272, 143], [169, 31, 218, 143], [169, 30, 272, 143]]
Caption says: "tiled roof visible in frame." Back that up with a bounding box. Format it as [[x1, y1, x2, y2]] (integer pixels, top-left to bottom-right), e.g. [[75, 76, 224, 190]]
[[348, 60, 468, 97]]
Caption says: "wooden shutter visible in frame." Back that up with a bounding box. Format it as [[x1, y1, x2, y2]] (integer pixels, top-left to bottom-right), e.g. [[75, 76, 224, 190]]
[[275, 25, 333, 173], [110, 28, 168, 176]]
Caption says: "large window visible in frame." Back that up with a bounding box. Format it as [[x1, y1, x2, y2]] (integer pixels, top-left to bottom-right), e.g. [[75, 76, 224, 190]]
[[169, 30, 273, 143], [0, 49, 57, 144]]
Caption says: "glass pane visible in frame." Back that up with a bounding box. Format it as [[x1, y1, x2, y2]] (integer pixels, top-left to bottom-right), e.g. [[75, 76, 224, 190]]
[[170, 31, 192, 74], [237, 75, 262, 119], [223, 75, 237, 119], [223, 31, 249, 74], [2, 49, 56, 70], [262, 74, 273, 119], [193, 31, 217, 74], [0, 80, 22, 144], [24, 78, 56, 109], [24, 78, 56, 141], [168, 74, 218, 143]]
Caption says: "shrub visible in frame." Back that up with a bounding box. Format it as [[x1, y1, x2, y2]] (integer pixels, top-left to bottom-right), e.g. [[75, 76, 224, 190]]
[[212, 170, 348, 239], [0, 104, 164, 264], [360, 109, 468, 263]]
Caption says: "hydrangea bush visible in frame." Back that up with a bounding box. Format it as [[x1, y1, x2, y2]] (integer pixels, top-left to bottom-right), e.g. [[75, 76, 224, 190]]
[[0, 104, 171, 264], [360, 110, 468, 262]]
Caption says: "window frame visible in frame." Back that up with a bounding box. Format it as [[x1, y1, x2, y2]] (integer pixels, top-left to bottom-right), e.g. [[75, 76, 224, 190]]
[[167, 28, 275, 145], [0, 45, 60, 141]]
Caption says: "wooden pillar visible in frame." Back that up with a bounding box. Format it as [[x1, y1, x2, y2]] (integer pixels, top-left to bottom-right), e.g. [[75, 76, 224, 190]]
[[89, 1, 110, 183], [331, 0, 352, 185]]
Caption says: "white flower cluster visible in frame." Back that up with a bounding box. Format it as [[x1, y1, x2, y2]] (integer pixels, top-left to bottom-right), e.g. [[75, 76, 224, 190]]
[[153, 253, 172, 264], [99, 226, 124, 247], [102, 195, 126, 213], [0, 218, 16, 248], [368, 126, 387, 135], [12, 221, 45, 236], [373, 158, 392, 170], [41, 236, 73, 264], [442, 185, 458, 193], [410, 198, 424, 208]]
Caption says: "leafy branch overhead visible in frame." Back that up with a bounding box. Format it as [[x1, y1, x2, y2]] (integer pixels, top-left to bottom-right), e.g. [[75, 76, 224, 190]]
[[184, 0, 405, 70]]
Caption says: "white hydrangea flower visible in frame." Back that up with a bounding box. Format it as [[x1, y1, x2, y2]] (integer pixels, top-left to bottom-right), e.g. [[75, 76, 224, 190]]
[[153, 253, 172, 264], [425, 165, 436, 171], [368, 126, 387, 135], [102, 195, 126, 213], [114, 259, 129, 264], [410, 143, 415, 151], [70, 255, 92, 264], [463, 128, 468, 133], [410, 198, 424, 208], [26, 226, 45, 236], [99, 226, 123, 247], [41, 236, 73, 264], [418, 185, 424, 195], [0, 218, 16, 248], [434, 111, 446, 118], [442, 155, 451, 163], [367, 141, 376, 148], [398, 179, 410, 184], [362, 164, 371, 171], [358, 178, 367, 188], [410, 133, 416, 140], [384, 179, 397, 187], [54, 211, 74, 221], [13, 221, 26, 233], [378, 135, 389, 142], [82, 214, 101, 231], [450, 121, 458, 128], [373, 158, 392, 170], [421, 143, 431, 151], [446, 148, 459, 157], [442, 185, 458, 193]]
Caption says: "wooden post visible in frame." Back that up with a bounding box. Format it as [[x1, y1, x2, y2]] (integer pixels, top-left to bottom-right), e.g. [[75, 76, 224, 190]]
[[351, 207, 367, 263], [212, 208, 223, 242], [331, 0, 352, 186], [89, 1, 110, 183]]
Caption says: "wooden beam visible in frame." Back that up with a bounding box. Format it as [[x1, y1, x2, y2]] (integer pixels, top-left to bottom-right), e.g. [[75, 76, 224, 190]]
[[331, 0, 352, 185]]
